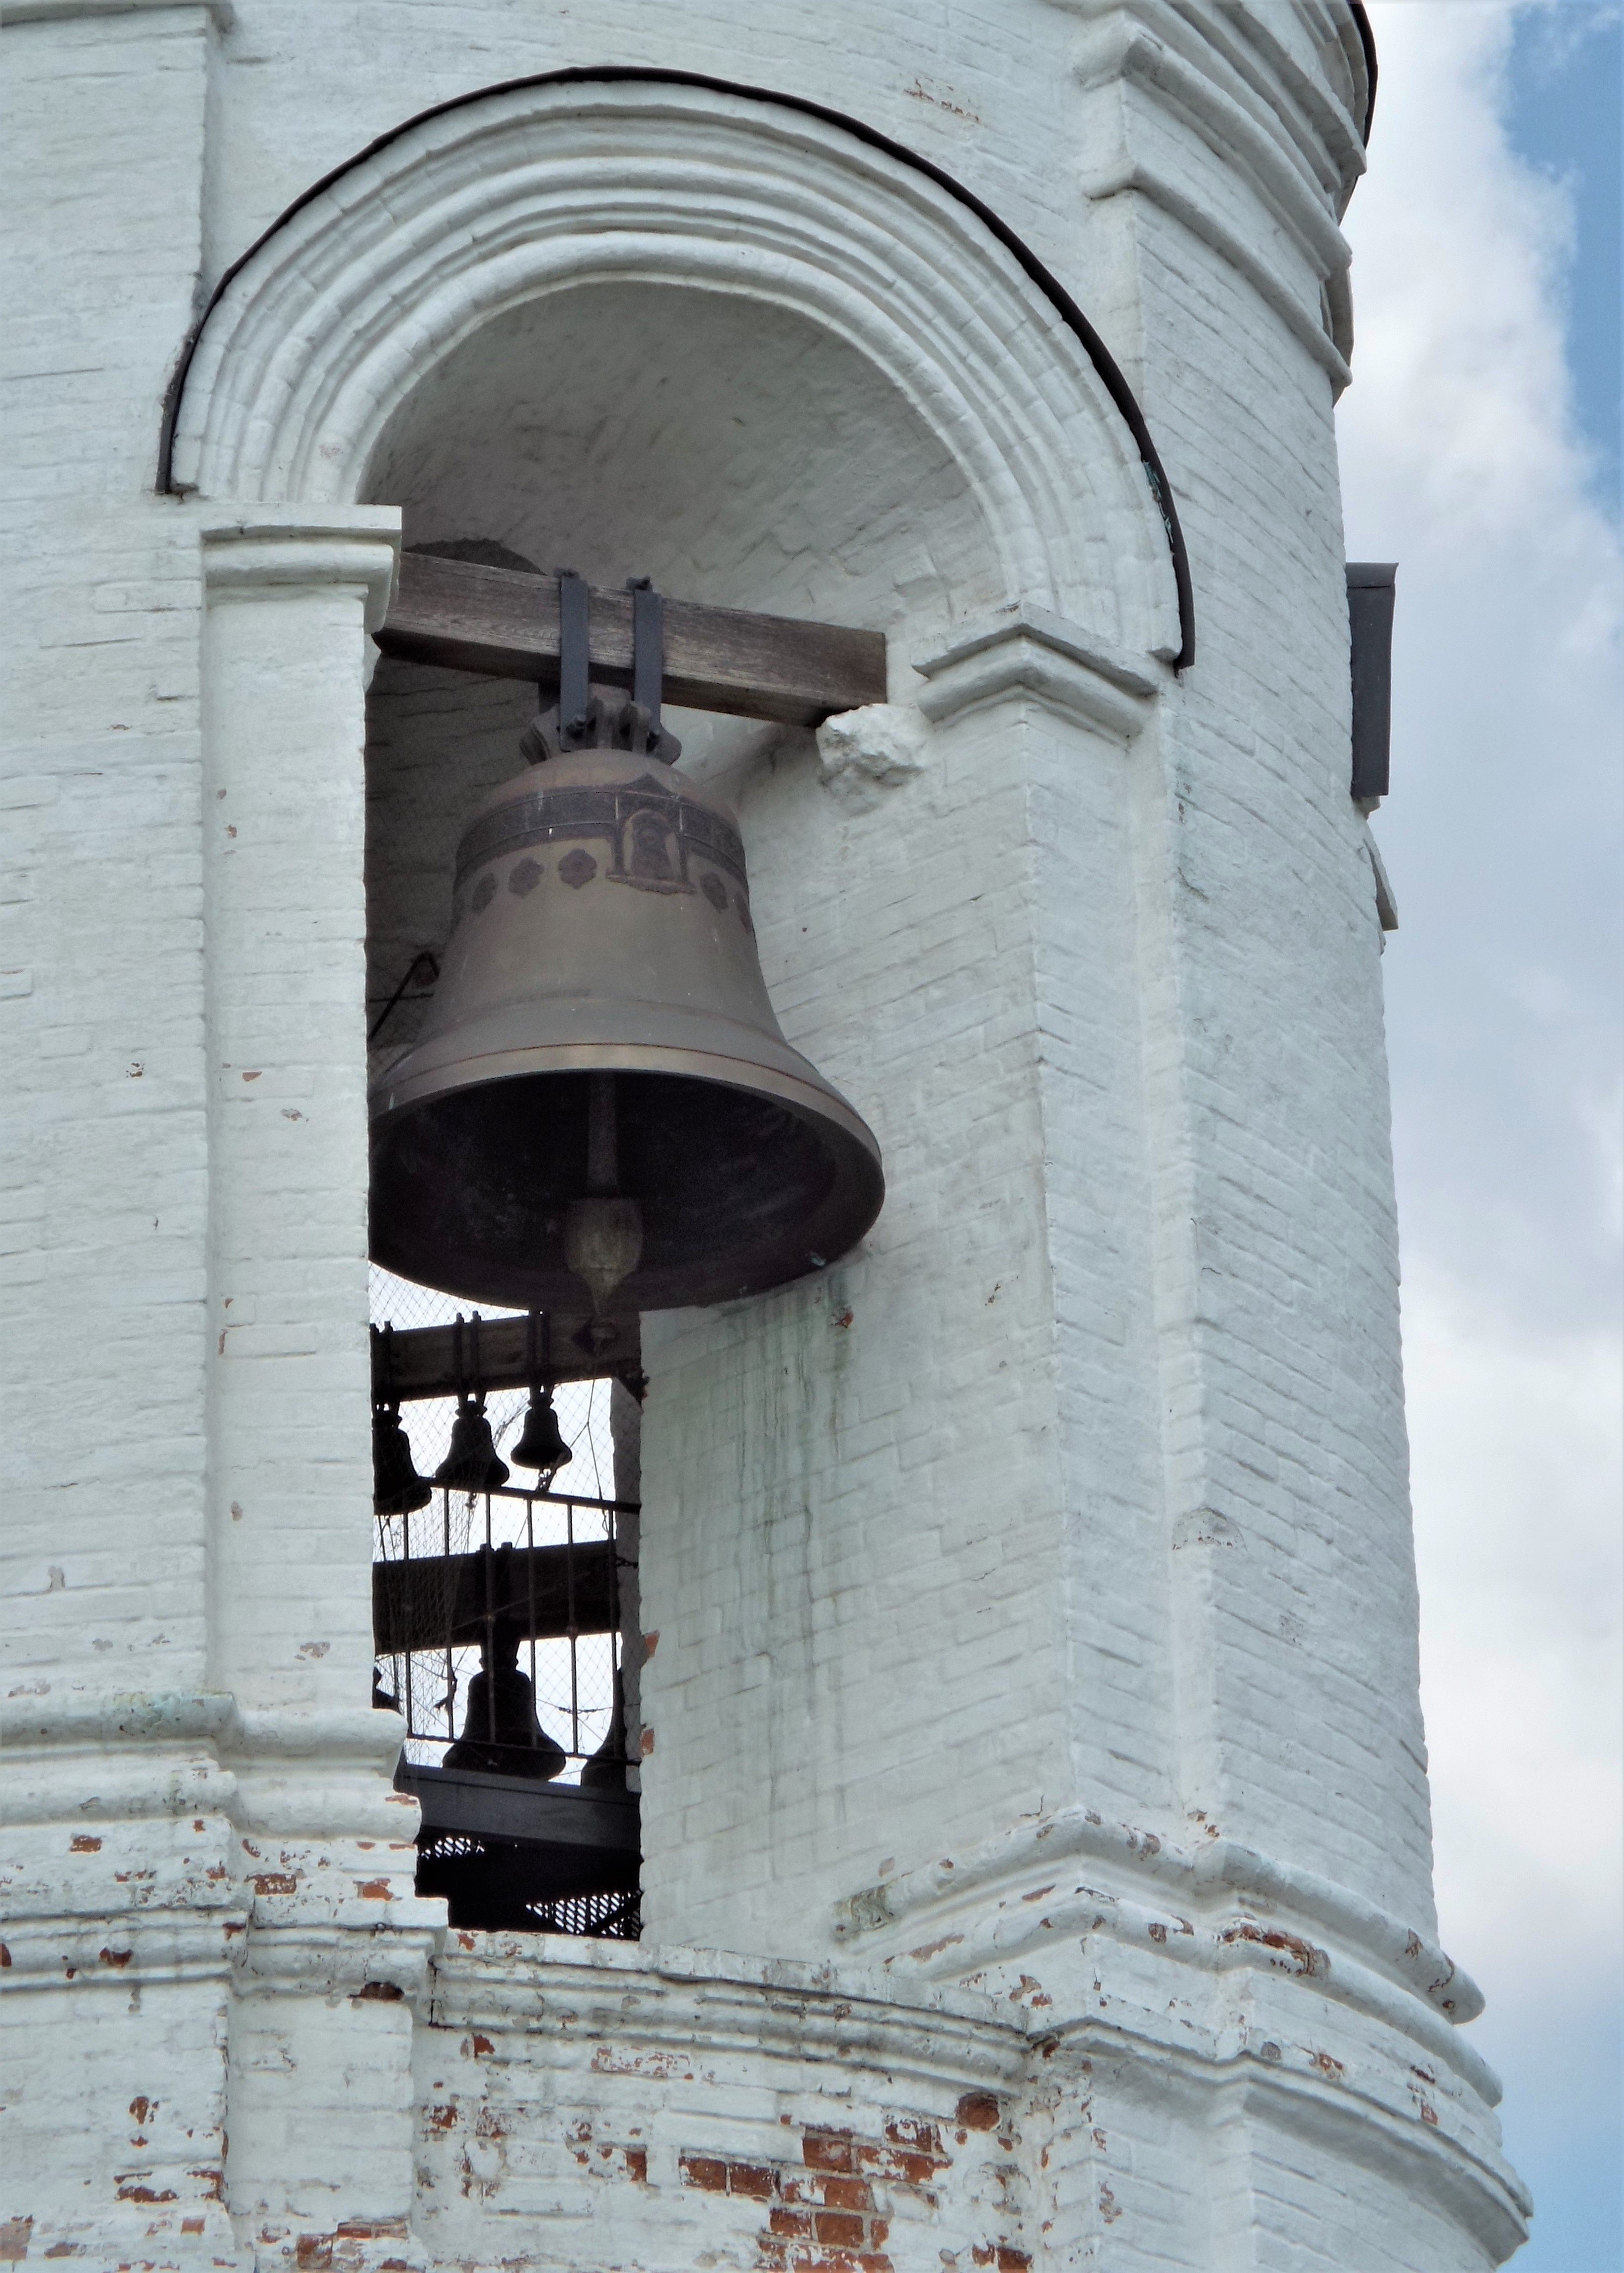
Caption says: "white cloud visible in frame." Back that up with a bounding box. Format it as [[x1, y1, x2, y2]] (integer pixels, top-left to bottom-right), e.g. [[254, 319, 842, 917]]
[[1337, 2, 1623, 2247], [1404, 1265, 1622, 1968]]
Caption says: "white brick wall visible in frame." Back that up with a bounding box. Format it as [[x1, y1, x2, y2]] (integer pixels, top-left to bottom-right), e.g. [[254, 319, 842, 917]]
[[0, 4, 1528, 2265]]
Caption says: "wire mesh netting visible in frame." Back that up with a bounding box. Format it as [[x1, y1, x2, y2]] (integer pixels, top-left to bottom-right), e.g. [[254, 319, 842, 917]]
[[415, 1833, 642, 1941]]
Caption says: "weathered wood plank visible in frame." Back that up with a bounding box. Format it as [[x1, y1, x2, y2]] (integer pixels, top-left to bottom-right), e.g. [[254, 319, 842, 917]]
[[371, 1313, 643, 1405], [374, 1541, 618, 1652], [374, 553, 887, 727]]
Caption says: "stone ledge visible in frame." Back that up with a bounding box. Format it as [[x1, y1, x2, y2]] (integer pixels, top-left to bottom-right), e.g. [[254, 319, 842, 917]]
[[833, 1801, 1493, 2072], [915, 606, 1161, 738], [200, 509, 402, 632], [1, 0, 234, 24]]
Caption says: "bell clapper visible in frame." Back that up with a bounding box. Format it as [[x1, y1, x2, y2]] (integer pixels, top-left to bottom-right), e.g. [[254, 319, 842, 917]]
[[565, 1071, 644, 1314]]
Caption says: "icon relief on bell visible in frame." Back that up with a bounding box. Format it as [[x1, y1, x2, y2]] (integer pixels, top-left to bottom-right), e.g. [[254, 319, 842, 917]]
[[508, 856, 543, 897], [558, 848, 598, 890], [470, 872, 498, 914], [701, 872, 729, 913], [610, 807, 694, 895]]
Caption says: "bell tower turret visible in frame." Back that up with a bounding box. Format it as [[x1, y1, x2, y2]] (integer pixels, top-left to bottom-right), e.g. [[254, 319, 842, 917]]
[[1, 5, 1528, 2267]]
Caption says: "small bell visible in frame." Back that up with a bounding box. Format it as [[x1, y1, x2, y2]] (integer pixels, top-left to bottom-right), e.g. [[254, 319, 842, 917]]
[[434, 1396, 510, 1493], [372, 1404, 432, 1515], [443, 1617, 565, 1781], [512, 1384, 573, 1476], [579, 1669, 628, 1792]]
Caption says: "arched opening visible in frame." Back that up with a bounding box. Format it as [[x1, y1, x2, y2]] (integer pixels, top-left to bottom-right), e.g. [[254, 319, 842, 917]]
[[361, 275, 1005, 1934], [174, 69, 1182, 1946]]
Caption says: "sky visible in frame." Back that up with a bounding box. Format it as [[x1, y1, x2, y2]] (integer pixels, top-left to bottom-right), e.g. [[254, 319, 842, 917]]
[[1335, 4, 1623, 2265]]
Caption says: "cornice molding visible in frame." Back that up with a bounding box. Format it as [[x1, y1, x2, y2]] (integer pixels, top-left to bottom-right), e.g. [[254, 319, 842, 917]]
[[1168, 0, 1368, 203], [1049, 0, 1368, 207], [1079, 155, 1353, 389], [837, 1801, 1483, 2017], [1077, 17, 1351, 277], [0, 1909, 241, 1989], [0, 1687, 413, 1833], [832, 1805, 1498, 2093], [200, 508, 402, 631], [1, 0, 233, 23], [915, 606, 1162, 739], [1066, 2, 1358, 374]]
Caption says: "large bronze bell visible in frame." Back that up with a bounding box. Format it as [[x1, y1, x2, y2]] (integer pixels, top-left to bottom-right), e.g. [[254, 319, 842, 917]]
[[369, 685, 884, 1312]]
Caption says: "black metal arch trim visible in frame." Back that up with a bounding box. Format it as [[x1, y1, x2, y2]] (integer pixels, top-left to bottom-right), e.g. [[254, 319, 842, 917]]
[[159, 64, 1197, 672], [1350, 4, 1378, 146]]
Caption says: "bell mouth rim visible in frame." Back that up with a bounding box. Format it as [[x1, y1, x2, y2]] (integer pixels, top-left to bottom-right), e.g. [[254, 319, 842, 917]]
[[370, 1037, 882, 1170]]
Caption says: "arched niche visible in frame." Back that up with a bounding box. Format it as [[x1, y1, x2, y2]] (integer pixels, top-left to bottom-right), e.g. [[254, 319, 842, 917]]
[[170, 74, 1182, 660], [170, 74, 1182, 1073], [357, 271, 1012, 1050], [175, 72, 1187, 1939]]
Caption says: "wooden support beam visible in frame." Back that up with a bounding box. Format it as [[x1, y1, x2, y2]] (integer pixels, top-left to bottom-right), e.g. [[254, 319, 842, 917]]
[[374, 1540, 618, 1653], [374, 552, 887, 728], [372, 1314, 643, 1405]]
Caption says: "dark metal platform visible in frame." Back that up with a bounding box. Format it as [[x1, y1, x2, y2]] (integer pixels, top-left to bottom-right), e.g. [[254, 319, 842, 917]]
[[398, 1756, 639, 1855]]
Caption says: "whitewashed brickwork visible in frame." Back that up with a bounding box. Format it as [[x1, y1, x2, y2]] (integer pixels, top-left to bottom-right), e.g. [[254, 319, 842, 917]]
[[1, 2, 1528, 2266]]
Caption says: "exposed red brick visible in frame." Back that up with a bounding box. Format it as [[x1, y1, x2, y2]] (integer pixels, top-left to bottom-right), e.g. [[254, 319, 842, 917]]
[[70, 1835, 101, 1852], [728, 2162, 779, 2201], [818, 2176, 873, 2213], [770, 2207, 813, 2237], [680, 2153, 729, 2193], [803, 2130, 855, 2173], [814, 2209, 867, 2247], [956, 2092, 1000, 2131]]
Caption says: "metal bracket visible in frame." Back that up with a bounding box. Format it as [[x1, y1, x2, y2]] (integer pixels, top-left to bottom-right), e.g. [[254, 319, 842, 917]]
[[520, 571, 681, 766], [557, 569, 592, 747], [629, 578, 663, 726]]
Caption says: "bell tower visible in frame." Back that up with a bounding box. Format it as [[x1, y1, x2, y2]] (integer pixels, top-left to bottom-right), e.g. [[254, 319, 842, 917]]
[[2, 5, 1530, 2269]]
